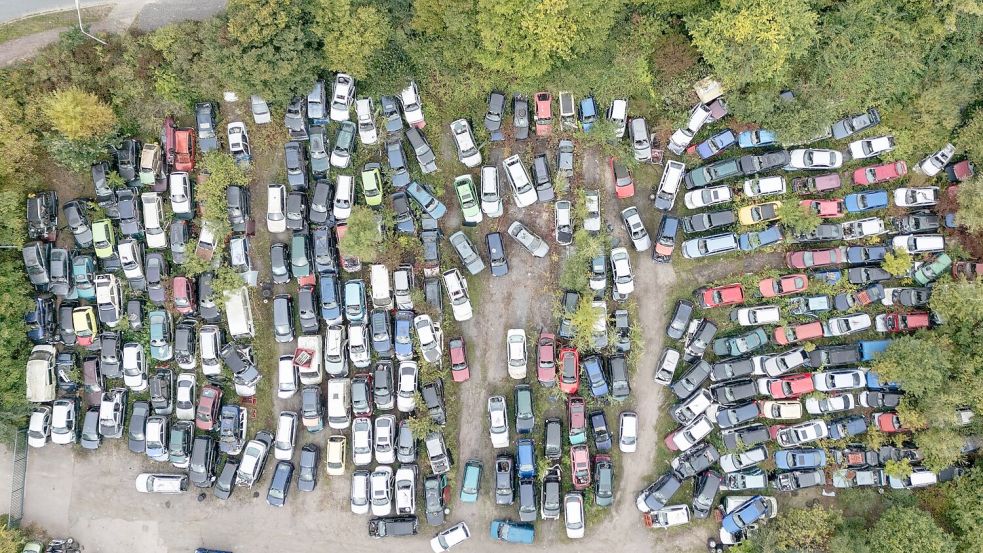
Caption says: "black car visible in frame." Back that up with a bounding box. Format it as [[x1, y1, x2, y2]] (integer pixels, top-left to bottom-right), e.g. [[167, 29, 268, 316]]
[[309, 179, 333, 225], [373, 361, 395, 410], [391, 192, 416, 235], [589, 410, 612, 452], [267, 460, 294, 507], [894, 287, 931, 307], [721, 423, 770, 450], [421, 380, 446, 425], [495, 455, 514, 505], [653, 215, 679, 263], [670, 360, 712, 400], [682, 210, 735, 234], [312, 227, 339, 275], [116, 189, 143, 237], [666, 300, 694, 340], [99, 332, 122, 377], [424, 474, 448, 526], [692, 471, 721, 518], [149, 368, 174, 415], [271, 242, 291, 285], [514, 385, 535, 434], [226, 186, 251, 233], [213, 459, 239, 500], [594, 457, 614, 507], [197, 272, 221, 323], [396, 420, 416, 464], [791, 223, 843, 243], [113, 139, 141, 183], [284, 142, 309, 191], [485, 91, 506, 133], [174, 319, 197, 368], [380, 96, 403, 134], [613, 309, 631, 353], [169, 220, 189, 264], [297, 285, 319, 335], [486, 232, 509, 277], [513, 95, 529, 140], [847, 266, 891, 285], [531, 154, 554, 202], [286, 191, 308, 232], [189, 435, 218, 488], [145, 253, 168, 306], [127, 401, 150, 454], [710, 378, 758, 406], [423, 277, 443, 314], [738, 151, 791, 175], [368, 516, 419, 538], [608, 354, 630, 401], [297, 443, 320, 492]]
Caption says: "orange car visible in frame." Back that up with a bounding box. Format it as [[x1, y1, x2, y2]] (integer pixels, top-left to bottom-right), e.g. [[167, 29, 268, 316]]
[[570, 444, 591, 490], [774, 321, 823, 345], [759, 274, 808, 298], [174, 128, 196, 172], [534, 92, 552, 137], [611, 157, 635, 199]]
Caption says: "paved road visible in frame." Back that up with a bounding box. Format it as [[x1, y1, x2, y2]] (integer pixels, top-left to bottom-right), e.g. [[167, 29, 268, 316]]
[[0, 0, 106, 23]]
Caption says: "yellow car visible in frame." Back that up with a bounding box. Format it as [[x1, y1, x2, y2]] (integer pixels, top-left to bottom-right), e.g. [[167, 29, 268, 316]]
[[325, 434, 347, 476], [72, 306, 99, 347], [92, 219, 115, 259], [738, 201, 782, 225], [360, 163, 383, 207]]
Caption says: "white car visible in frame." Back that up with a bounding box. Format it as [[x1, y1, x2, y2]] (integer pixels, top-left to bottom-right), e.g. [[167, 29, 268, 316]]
[[266, 184, 286, 233], [348, 322, 371, 369], [352, 416, 373, 466], [667, 414, 714, 452], [277, 355, 298, 399], [399, 81, 425, 127], [396, 361, 418, 412], [330, 73, 355, 122], [619, 411, 638, 453], [555, 200, 573, 246], [250, 95, 270, 124], [168, 172, 194, 217], [370, 465, 394, 516], [479, 166, 503, 217], [786, 149, 843, 170], [719, 445, 768, 473], [135, 473, 187, 494], [27, 406, 51, 448], [506, 329, 528, 379], [805, 393, 855, 415], [564, 493, 586, 539], [394, 466, 416, 515], [584, 190, 601, 233], [325, 324, 348, 375], [503, 154, 537, 208], [355, 97, 378, 144], [647, 505, 692, 529], [122, 342, 148, 392], [450, 119, 481, 168], [374, 415, 396, 465], [430, 521, 470, 553], [824, 314, 872, 337], [488, 395, 510, 448], [841, 217, 886, 240], [621, 207, 652, 251], [813, 369, 866, 392], [916, 143, 954, 176], [776, 419, 828, 447], [174, 372, 196, 421], [50, 399, 77, 445], [894, 187, 939, 207], [892, 234, 944, 253], [610, 247, 634, 296], [759, 400, 803, 420], [350, 470, 370, 514], [742, 176, 786, 198], [273, 411, 297, 461], [227, 122, 250, 161], [683, 185, 732, 210], [144, 415, 168, 460], [507, 221, 549, 258], [733, 306, 780, 327], [333, 175, 354, 221], [762, 348, 809, 377], [414, 314, 442, 363], [848, 135, 895, 159]]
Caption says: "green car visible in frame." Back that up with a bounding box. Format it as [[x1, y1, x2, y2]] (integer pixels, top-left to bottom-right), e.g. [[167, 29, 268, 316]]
[[913, 253, 951, 286], [361, 163, 383, 207], [460, 459, 482, 503], [454, 175, 483, 226], [92, 219, 116, 259]]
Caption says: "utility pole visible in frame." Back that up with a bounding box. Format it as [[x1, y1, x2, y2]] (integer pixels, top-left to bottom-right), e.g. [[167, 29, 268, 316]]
[[75, 0, 107, 45]]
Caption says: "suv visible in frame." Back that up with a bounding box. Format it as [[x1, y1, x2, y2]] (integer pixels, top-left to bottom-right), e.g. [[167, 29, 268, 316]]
[[189, 435, 218, 488]]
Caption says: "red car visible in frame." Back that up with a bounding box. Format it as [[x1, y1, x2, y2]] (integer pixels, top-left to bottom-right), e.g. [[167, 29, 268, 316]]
[[537, 332, 556, 387], [610, 157, 635, 199], [534, 92, 552, 137], [766, 373, 814, 399], [952, 261, 983, 279], [774, 321, 823, 345], [785, 248, 847, 270], [449, 337, 470, 382], [195, 385, 223, 431], [853, 161, 907, 185], [172, 276, 196, 314], [570, 444, 591, 490], [696, 283, 744, 308], [873, 412, 904, 433], [173, 128, 196, 172], [557, 347, 579, 394], [876, 311, 930, 333], [799, 199, 845, 218], [758, 274, 808, 297], [568, 397, 587, 444]]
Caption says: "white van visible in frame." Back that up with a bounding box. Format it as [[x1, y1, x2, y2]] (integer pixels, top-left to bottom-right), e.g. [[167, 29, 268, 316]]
[[655, 161, 686, 211], [26, 345, 57, 403], [393, 265, 414, 310], [326, 378, 351, 430], [135, 473, 188, 494], [480, 166, 503, 217], [442, 268, 473, 322], [607, 98, 628, 138], [200, 325, 223, 376], [334, 175, 354, 220], [224, 287, 255, 340], [141, 192, 167, 249], [370, 264, 392, 309]]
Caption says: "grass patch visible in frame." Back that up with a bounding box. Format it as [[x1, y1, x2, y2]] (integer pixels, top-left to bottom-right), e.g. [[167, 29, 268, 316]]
[[0, 5, 111, 44]]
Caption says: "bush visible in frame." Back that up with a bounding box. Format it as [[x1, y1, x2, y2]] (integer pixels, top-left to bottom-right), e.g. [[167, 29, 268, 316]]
[[43, 86, 117, 140]]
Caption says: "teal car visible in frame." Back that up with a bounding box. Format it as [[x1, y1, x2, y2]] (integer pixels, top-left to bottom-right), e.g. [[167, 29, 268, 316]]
[[454, 175, 482, 226], [490, 520, 534, 544], [460, 459, 482, 503], [913, 253, 951, 286], [72, 255, 97, 300], [713, 327, 769, 357], [148, 309, 173, 361]]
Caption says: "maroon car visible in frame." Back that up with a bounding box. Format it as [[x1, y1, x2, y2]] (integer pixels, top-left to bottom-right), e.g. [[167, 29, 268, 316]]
[[449, 337, 470, 382], [537, 332, 556, 387], [195, 385, 223, 431]]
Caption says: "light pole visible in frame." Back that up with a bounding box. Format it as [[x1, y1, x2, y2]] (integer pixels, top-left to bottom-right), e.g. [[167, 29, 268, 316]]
[[75, 0, 107, 45]]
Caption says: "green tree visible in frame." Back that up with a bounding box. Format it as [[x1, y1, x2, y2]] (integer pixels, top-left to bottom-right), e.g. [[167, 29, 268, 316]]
[[198, 151, 249, 231], [884, 458, 912, 479], [916, 427, 966, 472], [930, 277, 983, 328], [872, 335, 952, 398], [0, 97, 38, 185], [942, 465, 983, 553], [406, 414, 439, 439], [688, 0, 818, 89], [339, 206, 382, 263], [43, 86, 117, 141], [881, 250, 913, 276], [778, 200, 821, 234], [0, 254, 37, 440], [757, 505, 843, 552], [956, 108, 983, 169], [956, 176, 983, 234], [866, 507, 955, 553], [0, 190, 27, 247], [569, 300, 603, 352], [312, 0, 391, 79]]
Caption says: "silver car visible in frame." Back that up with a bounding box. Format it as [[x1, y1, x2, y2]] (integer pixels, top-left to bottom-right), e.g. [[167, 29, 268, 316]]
[[507, 221, 549, 258]]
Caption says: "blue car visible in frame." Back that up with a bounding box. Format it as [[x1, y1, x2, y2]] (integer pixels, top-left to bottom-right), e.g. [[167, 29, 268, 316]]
[[72, 255, 97, 300], [516, 439, 535, 479], [737, 129, 777, 148], [460, 460, 482, 503], [828, 415, 868, 440], [343, 279, 366, 322], [394, 310, 414, 360], [582, 355, 609, 398], [722, 495, 772, 535], [844, 189, 889, 213], [695, 129, 737, 159], [490, 520, 535, 544], [865, 369, 901, 391], [846, 245, 888, 265], [859, 339, 892, 362], [774, 448, 827, 470], [318, 275, 342, 324], [579, 97, 598, 132], [406, 181, 447, 220], [738, 225, 783, 251]]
